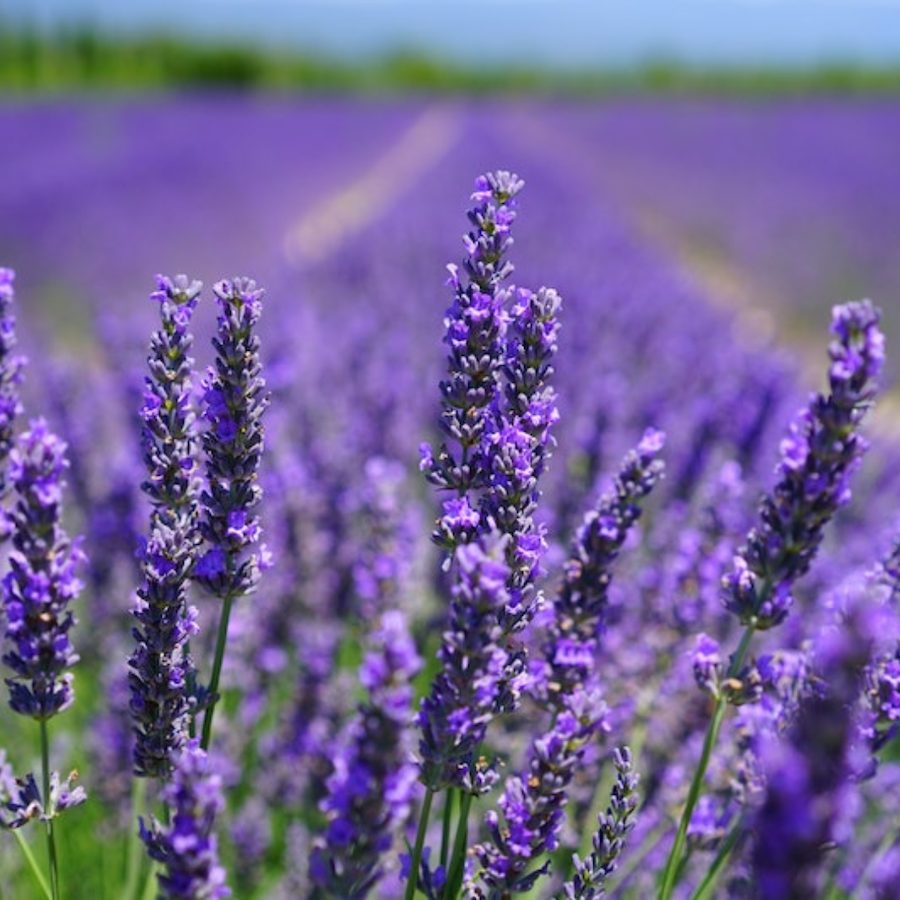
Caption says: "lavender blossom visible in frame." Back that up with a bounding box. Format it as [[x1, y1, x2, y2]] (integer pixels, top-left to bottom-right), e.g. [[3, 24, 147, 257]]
[[560, 747, 640, 899], [309, 611, 422, 898], [544, 429, 665, 704], [470, 689, 606, 897], [486, 285, 561, 600], [751, 592, 888, 897], [417, 533, 516, 795], [194, 277, 269, 599], [0, 267, 25, 524], [2, 420, 84, 720], [140, 739, 230, 899], [2, 769, 86, 830], [420, 172, 523, 556], [723, 300, 883, 630], [129, 274, 202, 779]]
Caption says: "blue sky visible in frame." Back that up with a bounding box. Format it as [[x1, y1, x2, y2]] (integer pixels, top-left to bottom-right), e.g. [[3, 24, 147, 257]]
[[9, 0, 900, 68]]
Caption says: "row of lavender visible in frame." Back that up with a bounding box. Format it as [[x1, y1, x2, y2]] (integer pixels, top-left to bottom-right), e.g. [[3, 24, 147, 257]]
[[530, 97, 900, 371], [1, 108, 900, 897]]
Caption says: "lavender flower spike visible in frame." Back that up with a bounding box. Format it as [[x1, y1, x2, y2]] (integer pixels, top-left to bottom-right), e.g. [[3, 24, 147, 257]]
[[0, 267, 25, 525], [3, 419, 84, 720], [140, 739, 231, 899], [195, 277, 269, 599], [723, 299, 883, 630], [560, 748, 640, 899], [545, 429, 665, 703], [420, 172, 523, 557], [195, 277, 269, 751], [470, 689, 607, 897], [309, 611, 422, 898], [129, 274, 202, 778]]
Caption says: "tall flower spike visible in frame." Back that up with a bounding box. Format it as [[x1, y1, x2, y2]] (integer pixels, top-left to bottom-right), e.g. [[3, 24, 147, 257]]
[[309, 611, 422, 898], [195, 277, 269, 751], [470, 689, 607, 897], [560, 747, 640, 899], [0, 267, 25, 536], [2, 419, 84, 720], [129, 274, 202, 779], [723, 299, 883, 630], [544, 429, 665, 704], [140, 739, 231, 899], [194, 277, 269, 599], [420, 172, 524, 557]]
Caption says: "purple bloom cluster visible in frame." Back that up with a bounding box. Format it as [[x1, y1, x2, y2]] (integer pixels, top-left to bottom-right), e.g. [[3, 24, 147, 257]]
[[723, 299, 883, 630], [470, 689, 607, 896], [420, 171, 524, 556], [140, 739, 230, 899], [2, 419, 84, 720], [129, 274, 203, 779], [194, 278, 269, 598], [752, 592, 891, 896], [0, 267, 24, 525], [309, 610, 422, 898], [416, 534, 517, 795]]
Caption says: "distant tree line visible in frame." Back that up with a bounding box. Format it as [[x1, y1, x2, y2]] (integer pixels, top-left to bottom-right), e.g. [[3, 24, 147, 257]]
[[2, 18, 900, 94]]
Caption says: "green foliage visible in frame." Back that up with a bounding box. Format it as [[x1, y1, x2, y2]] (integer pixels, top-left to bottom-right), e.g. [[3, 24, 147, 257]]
[[3, 18, 900, 95]]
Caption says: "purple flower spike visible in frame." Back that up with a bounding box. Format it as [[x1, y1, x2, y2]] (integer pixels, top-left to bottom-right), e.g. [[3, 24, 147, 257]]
[[0, 267, 25, 540], [471, 689, 607, 896], [561, 747, 640, 899], [2, 420, 84, 720], [723, 300, 883, 631], [310, 611, 422, 898], [140, 740, 231, 899], [130, 275, 202, 778], [544, 431, 665, 703], [420, 173, 523, 547], [195, 277, 269, 600]]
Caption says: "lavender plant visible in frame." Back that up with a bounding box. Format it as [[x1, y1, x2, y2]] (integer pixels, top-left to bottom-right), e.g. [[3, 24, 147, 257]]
[[129, 274, 203, 780], [195, 277, 269, 751], [2, 418, 86, 899]]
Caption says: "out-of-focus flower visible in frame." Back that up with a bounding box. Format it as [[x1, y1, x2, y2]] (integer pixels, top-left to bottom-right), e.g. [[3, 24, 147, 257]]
[[310, 610, 421, 898], [140, 739, 231, 899], [2, 419, 84, 720], [0, 267, 25, 531]]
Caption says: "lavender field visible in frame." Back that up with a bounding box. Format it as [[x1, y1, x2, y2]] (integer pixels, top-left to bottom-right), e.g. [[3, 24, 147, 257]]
[[2, 95, 900, 899]]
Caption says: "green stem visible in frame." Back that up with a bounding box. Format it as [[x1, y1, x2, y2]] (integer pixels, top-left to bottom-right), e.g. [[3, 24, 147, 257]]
[[658, 625, 756, 900], [690, 818, 744, 900], [123, 777, 147, 900], [444, 791, 473, 897], [40, 720, 60, 900], [12, 829, 52, 900], [200, 591, 236, 751], [440, 789, 455, 869], [405, 787, 435, 900]]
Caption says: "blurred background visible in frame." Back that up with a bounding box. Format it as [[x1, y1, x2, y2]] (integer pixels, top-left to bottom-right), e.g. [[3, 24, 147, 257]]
[[2, 0, 900, 383]]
